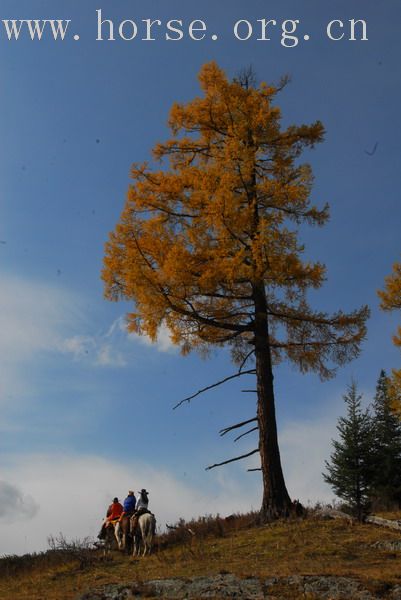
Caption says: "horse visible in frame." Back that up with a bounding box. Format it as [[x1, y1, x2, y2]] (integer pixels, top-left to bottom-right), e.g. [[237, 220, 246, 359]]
[[114, 514, 132, 552], [103, 521, 119, 555], [131, 512, 156, 556]]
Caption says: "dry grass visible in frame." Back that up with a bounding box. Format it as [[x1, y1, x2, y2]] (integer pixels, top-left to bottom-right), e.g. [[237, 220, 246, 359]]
[[2, 513, 401, 599], [375, 510, 401, 521]]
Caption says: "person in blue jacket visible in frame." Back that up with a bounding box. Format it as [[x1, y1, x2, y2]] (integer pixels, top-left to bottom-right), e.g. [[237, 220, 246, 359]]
[[122, 490, 136, 516]]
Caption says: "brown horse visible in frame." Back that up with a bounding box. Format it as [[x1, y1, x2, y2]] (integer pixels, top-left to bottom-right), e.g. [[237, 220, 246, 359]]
[[114, 514, 132, 552], [103, 522, 119, 554]]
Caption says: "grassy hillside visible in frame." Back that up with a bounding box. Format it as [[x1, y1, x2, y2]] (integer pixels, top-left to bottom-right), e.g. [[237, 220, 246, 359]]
[[2, 511, 401, 599]]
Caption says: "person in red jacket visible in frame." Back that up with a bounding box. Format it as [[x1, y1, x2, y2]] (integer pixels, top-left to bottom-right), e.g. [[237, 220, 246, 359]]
[[107, 497, 124, 521], [98, 497, 123, 539]]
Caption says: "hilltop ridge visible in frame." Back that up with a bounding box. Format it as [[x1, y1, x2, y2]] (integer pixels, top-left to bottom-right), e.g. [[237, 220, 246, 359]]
[[2, 511, 401, 599]]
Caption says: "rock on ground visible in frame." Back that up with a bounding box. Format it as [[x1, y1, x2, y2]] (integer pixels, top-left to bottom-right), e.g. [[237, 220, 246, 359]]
[[77, 572, 399, 599]]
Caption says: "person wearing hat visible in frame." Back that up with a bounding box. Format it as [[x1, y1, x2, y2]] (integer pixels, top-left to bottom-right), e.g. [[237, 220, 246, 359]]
[[122, 490, 137, 516], [108, 497, 124, 520], [136, 489, 149, 512], [131, 489, 150, 534], [98, 496, 123, 539]]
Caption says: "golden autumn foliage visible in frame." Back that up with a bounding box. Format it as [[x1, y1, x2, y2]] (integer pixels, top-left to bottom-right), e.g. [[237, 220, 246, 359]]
[[102, 62, 369, 519], [378, 260, 401, 412], [103, 62, 367, 376]]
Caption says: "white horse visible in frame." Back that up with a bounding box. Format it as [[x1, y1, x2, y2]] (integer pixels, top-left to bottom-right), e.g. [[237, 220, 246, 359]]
[[131, 512, 156, 556]]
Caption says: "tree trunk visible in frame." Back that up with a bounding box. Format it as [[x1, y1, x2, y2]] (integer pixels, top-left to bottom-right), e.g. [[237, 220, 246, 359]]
[[253, 282, 292, 521]]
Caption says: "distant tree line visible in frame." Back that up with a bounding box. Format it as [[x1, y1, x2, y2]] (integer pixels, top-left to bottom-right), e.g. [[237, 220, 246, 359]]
[[324, 370, 401, 520]]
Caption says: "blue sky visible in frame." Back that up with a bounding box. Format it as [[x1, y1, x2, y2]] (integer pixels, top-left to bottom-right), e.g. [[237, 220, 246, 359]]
[[0, 0, 400, 554]]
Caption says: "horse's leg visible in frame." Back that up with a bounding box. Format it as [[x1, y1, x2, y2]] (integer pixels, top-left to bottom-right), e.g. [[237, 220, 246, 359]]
[[146, 533, 153, 555], [146, 532, 153, 555], [104, 528, 112, 555], [130, 519, 135, 556], [131, 516, 140, 557], [114, 522, 123, 550], [121, 518, 131, 551], [143, 516, 154, 555], [142, 521, 150, 556], [126, 518, 133, 554]]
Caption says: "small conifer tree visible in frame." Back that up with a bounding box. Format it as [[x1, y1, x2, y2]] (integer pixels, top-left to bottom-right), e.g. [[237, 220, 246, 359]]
[[323, 381, 374, 520], [370, 370, 401, 509]]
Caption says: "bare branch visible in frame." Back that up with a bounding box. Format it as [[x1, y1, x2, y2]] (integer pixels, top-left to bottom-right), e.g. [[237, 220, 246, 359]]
[[234, 65, 257, 89], [205, 449, 259, 471], [171, 295, 253, 333], [173, 370, 256, 410], [247, 467, 262, 472], [201, 291, 253, 301], [234, 426, 258, 442], [219, 417, 257, 437], [238, 349, 255, 373], [275, 73, 291, 92], [241, 389, 257, 393]]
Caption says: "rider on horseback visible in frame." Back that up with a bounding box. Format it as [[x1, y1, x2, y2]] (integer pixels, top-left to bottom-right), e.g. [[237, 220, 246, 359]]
[[136, 489, 149, 512], [131, 489, 150, 532], [98, 497, 123, 539], [121, 490, 136, 518]]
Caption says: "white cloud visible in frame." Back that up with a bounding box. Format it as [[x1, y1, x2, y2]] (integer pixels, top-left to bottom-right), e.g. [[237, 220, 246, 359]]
[[0, 481, 39, 523], [0, 275, 77, 361], [1, 280, 59, 353], [60, 317, 176, 368], [127, 321, 177, 354], [0, 275, 81, 404], [0, 273, 174, 392], [95, 343, 127, 367], [60, 316, 129, 367], [279, 417, 338, 505], [60, 334, 96, 359], [60, 334, 127, 367]]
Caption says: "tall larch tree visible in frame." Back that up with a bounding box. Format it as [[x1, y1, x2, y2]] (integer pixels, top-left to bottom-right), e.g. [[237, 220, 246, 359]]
[[102, 62, 369, 521], [378, 260, 401, 412]]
